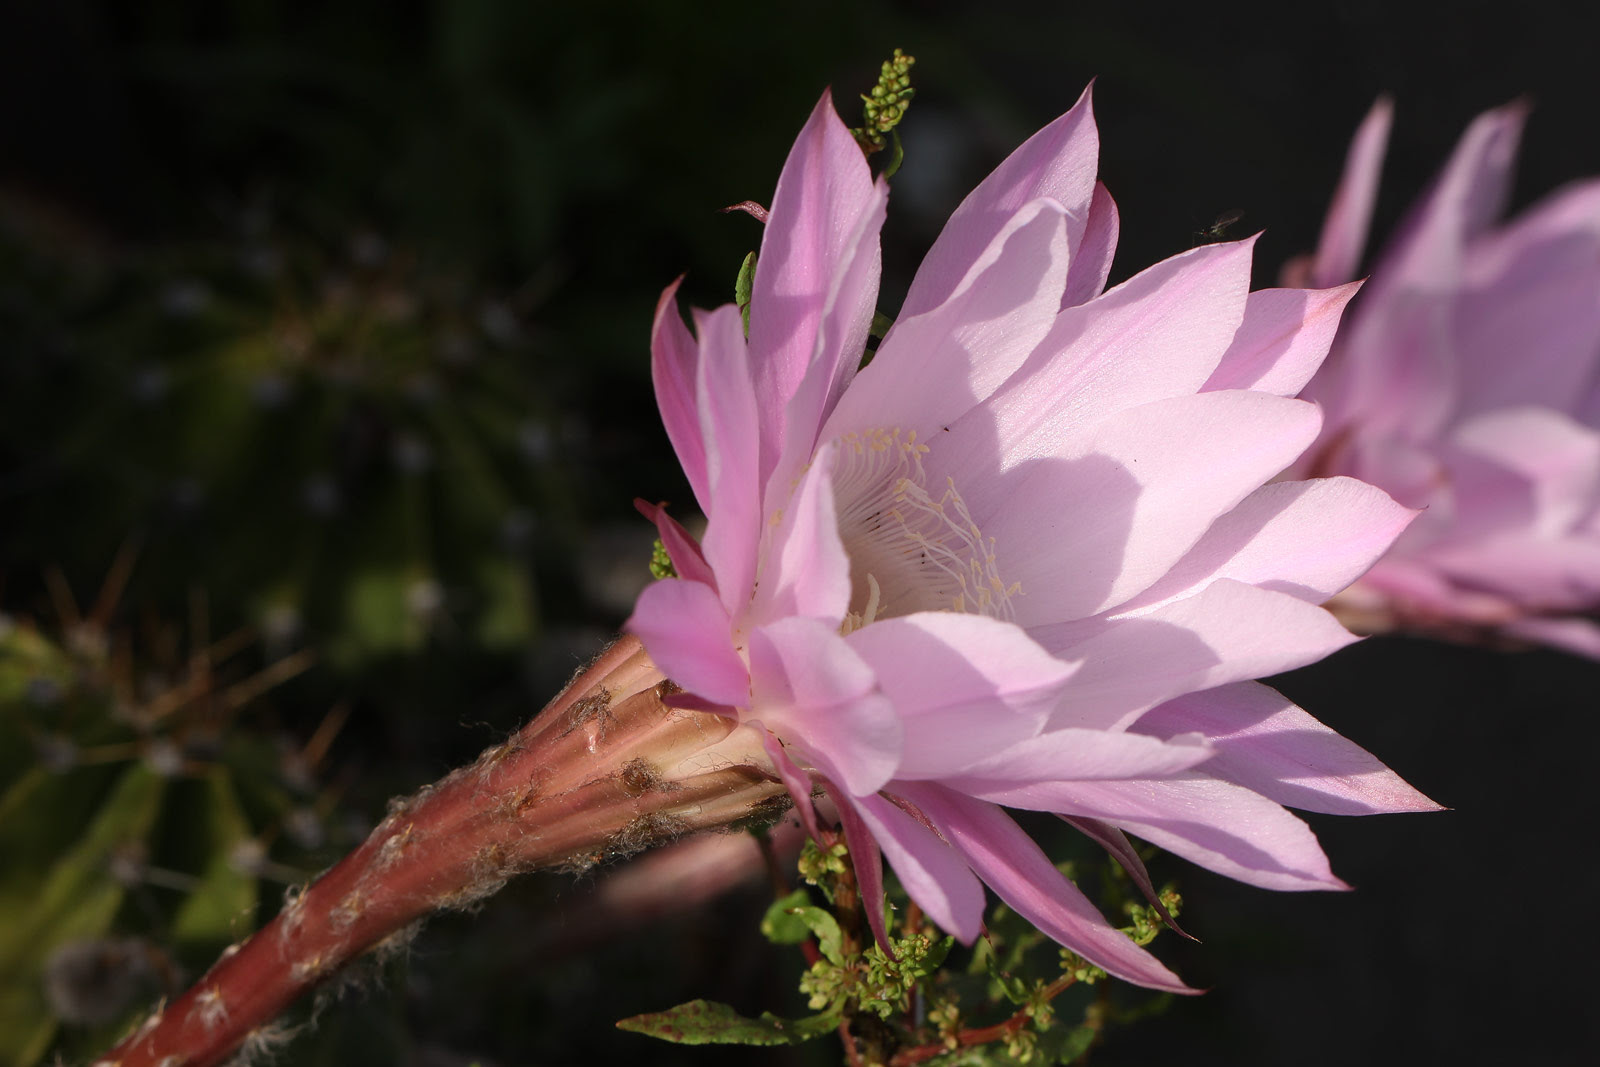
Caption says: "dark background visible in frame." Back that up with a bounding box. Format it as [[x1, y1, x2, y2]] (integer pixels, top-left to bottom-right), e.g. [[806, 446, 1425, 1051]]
[[2, 1, 1597, 1064]]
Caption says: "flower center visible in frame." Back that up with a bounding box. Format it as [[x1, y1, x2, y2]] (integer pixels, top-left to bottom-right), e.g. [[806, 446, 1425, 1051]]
[[832, 427, 1019, 631]]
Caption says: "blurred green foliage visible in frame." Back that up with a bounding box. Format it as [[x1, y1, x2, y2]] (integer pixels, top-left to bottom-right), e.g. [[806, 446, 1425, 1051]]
[[0, 5, 936, 1064], [0, 603, 347, 1066]]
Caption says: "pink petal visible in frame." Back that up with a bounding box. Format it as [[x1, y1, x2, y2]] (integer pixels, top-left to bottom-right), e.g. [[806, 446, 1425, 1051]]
[[1452, 181, 1600, 420], [823, 198, 1071, 440], [651, 279, 709, 511], [693, 304, 764, 616], [1501, 615, 1600, 659], [635, 498, 715, 589], [900, 83, 1098, 320], [1201, 282, 1363, 397], [1039, 580, 1361, 731], [1134, 681, 1442, 816], [748, 616, 901, 797], [1320, 106, 1529, 441], [844, 791, 986, 944], [832, 787, 892, 950], [747, 91, 882, 479], [1448, 406, 1600, 539], [1428, 536, 1600, 610], [762, 729, 821, 841], [626, 578, 749, 709], [766, 182, 890, 499], [748, 440, 851, 629], [1355, 556, 1520, 625], [845, 613, 1075, 778], [1060, 181, 1119, 308], [1060, 816, 1191, 937], [943, 238, 1259, 477], [1309, 97, 1393, 288], [1371, 101, 1527, 289], [959, 772, 1346, 892], [1113, 477, 1417, 615], [948, 727, 1214, 785], [901, 784, 1194, 993], [969, 390, 1324, 624]]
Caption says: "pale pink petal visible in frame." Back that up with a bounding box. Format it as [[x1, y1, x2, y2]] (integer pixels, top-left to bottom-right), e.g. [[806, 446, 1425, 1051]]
[[1452, 182, 1600, 419], [1060, 181, 1119, 308], [766, 182, 889, 498], [635, 498, 715, 589], [939, 239, 1259, 479], [901, 784, 1194, 992], [748, 616, 901, 796], [970, 391, 1323, 624], [1114, 477, 1417, 614], [1133, 682, 1442, 815], [845, 613, 1074, 778], [900, 83, 1098, 320], [651, 279, 709, 510], [1343, 435, 1452, 517], [1039, 580, 1361, 731], [1322, 287, 1460, 441], [1428, 536, 1600, 609], [1501, 615, 1600, 659], [693, 304, 764, 615], [958, 772, 1346, 892], [762, 729, 821, 841], [626, 578, 748, 708], [1279, 253, 1314, 290], [843, 791, 986, 944], [747, 91, 882, 476], [948, 727, 1213, 784], [1201, 282, 1363, 396], [1317, 107, 1529, 441], [1370, 101, 1527, 288], [1059, 816, 1190, 936], [748, 441, 851, 628], [1309, 97, 1393, 288], [1448, 406, 1600, 538], [823, 198, 1071, 439], [1354, 556, 1521, 625], [833, 790, 891, 949]]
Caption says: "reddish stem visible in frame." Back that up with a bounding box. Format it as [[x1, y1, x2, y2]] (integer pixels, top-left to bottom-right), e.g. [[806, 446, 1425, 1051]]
[[889, 975, 1080, 1066], [95, 636, 785, 1067]]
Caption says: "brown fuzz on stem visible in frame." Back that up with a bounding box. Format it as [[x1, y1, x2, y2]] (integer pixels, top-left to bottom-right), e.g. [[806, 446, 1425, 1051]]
[[93, 635, 785, 1067]]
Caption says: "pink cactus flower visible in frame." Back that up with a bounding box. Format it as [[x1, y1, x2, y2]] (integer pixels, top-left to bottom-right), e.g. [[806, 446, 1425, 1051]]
[[1287, 99, 1600, 656], [628, 85, 1437, 992]]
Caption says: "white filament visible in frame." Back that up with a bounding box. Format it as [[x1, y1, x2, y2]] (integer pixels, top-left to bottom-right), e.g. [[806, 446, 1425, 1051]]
[[832, 427, 1019, 625]]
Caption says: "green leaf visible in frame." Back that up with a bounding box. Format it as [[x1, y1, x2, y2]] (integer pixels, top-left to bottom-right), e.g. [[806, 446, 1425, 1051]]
[[883, 129, 906, 179], [616, 999, 838, 1046], [781, 904, 844, 964], [0, 763, 166, 1066], [171, 769, 259, 953], [983, 943, 1032, 1006], [759, 888, 814, 944], [735, 251, 757, 337], [1044, 1023, 1099, 1064]]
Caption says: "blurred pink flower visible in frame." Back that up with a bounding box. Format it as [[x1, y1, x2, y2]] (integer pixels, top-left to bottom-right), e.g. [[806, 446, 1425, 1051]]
[[1288, 100, 1600, 655], [629, 86, 1436, 992]]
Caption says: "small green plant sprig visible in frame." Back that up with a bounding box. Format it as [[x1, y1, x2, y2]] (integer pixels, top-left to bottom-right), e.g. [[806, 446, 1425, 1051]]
[[618, 831, 1184, 1065], [851, 49, 917, 178]]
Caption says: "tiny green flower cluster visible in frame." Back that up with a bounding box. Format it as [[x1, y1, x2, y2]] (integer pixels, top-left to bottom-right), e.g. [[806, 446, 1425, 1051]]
[[648, 538, 677, 580], [1058, 888, 1183, 985], [855, 49, 917, 150], [800, 930, 954, 1020], [797, 837, 851, 894]]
